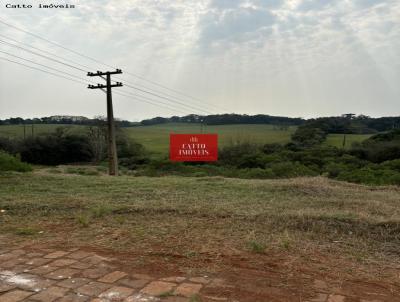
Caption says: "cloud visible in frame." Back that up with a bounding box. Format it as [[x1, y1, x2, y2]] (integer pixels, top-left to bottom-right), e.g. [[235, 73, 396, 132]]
[[0, 0, 399, 119], [197, 5, 276, 48]]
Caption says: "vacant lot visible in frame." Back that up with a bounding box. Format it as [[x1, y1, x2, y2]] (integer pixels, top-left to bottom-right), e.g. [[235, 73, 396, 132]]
[[0, 123, 372, 155], [1, 171, 399, 300]]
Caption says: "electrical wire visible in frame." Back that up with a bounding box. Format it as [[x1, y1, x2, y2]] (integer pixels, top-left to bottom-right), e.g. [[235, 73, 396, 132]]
[[0, 56, 87, 85], [0, 34, 215, 114], [0, 18, 228, 113]]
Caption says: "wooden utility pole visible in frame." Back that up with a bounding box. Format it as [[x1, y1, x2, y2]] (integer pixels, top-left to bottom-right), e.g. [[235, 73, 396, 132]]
[[87, 69, 123, 176]]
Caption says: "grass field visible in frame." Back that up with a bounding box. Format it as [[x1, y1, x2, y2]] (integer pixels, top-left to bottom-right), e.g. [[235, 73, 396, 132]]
[[1, 171, 400, 300], [124, 123, 296, 154], [1, 171, 399, 261], [0, 123, 372, 155], [325, 133, 373, 149]]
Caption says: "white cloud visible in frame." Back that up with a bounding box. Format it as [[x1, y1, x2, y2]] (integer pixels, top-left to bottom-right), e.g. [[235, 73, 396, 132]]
[[0, 0, 399, 120]]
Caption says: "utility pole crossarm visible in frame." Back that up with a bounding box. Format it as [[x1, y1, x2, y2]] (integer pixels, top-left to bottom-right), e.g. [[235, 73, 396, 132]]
[[88, 82, 123, 89], [87, 69, 122, 77], [87, 69, 123, 176]]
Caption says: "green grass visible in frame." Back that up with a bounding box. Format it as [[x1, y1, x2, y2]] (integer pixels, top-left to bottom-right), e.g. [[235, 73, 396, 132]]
[[325, 134, 373, 149], [0, 124, 87, 138], [0, 173, 399, 261], [0, 123, 373, 154], [124, 123, 297, 154]]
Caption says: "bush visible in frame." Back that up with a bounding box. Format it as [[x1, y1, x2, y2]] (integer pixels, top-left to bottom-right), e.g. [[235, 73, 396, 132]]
[[291, 126, 327, 146], [117, 135, 150, 169], [349, 130, 400, 163], [269, 162, 317, 178], [336, 166, 400, 185], [219, 142, 266, 168], [0, 151, 32, 172], [20, 130, 93, 165], [0, 137, 21, 155]]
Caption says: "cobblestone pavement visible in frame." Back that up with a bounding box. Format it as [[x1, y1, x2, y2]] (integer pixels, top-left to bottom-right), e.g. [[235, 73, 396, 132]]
[[0, 247, 397, 302]]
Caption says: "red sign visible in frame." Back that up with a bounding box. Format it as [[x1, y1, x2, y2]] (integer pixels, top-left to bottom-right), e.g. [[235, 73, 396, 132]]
[[170, 134, 218, 162]]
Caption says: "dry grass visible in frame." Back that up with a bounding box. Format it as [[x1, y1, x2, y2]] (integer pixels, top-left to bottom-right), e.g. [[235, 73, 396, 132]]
[[0, 172, 399, 265]]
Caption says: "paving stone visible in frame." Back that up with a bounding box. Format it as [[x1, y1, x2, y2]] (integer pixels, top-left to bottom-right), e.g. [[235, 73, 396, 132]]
[[66, 251, 92, 260], [14, 275, 55, 292], [161, 277, 186, 283], [56, 293, 89, 302], [0, 283, 16, 293], [10, 264, 31, 274], [70, 262, 93, 270], [174, 283, 202, 297], [131, 273, 154, 280], [26, 258, 52, 267], [1, 258, 27, 268], [0, 253, 17, 262], [48, 259, 77, 267], [328, 294, 346, 302], [44, 251, 69, 259], [76, 282, 112, 296], [29, 265, 58, 275], [99, 286, 135, 300], [44, 268, 80, 280], [81, 255, 107, 265], [188, 277, 209, 284], [125, 293, 160, 301], [140, 281, 176, 296], [26, 253, 45, 258], [57, 278, 90, 289], [10, 250, 26, 256], [81, 267, 110, 279], [98, 271, 127, 283], [29, 286, 69, 302], [118, 278, 150, 289], [0, 289, 34, 302], [310, 293, 329, 302]]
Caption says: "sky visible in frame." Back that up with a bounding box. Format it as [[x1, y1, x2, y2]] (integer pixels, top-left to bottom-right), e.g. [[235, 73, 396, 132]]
[[0, 0, 399, 121]]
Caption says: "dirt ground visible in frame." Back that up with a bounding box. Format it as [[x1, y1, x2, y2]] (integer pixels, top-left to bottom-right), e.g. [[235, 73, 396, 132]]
[[1, 235, 399, 302]]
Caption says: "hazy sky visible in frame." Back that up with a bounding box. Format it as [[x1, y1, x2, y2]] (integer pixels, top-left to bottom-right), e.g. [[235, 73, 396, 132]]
[[0, 0, 399, 121]]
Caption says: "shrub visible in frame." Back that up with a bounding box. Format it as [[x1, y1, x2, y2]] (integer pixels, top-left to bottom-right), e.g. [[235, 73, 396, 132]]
[[291, 126, 327, 146], [0, 137, 21, 154], [0, 151, 32, 172], [20, 129, 92, 165], [219, 142, 266, 168], [269, 162, 317, 178]]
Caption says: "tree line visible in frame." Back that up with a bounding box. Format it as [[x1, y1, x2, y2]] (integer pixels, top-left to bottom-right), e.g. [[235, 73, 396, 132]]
[[2, 114, 399, 134]]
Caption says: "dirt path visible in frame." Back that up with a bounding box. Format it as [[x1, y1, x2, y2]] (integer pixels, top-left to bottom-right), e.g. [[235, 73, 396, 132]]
[[1, 240, 399, 302]]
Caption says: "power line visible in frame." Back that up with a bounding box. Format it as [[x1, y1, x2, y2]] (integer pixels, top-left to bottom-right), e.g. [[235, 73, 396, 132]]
[[0, 18, 109, 69], [0, 33, 94, 71], [123, 83, 212, 114], [0, 18, 228, 113], [118, 89, 192, 115], [0, 55, 198, 115], [122, 71, 226, 112], [115, 91, 189, 115], [0, 32, 218, 114], [0, 49, 98, 84], [0, 56, 87, 85], [0, 39, 87, 72]]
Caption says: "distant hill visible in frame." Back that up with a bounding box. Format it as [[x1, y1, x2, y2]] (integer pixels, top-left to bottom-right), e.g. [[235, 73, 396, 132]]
[[1, 114, 399, 134], [0, 116, 138, 127], [140, 114, 305, 126]]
